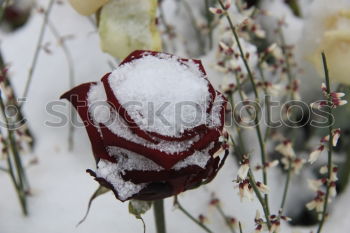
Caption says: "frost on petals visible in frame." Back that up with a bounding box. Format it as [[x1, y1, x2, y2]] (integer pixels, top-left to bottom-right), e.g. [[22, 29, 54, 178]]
[[61, 51, 228, 201]]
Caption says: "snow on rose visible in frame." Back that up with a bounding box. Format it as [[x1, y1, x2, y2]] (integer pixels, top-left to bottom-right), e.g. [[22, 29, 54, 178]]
[[61, 50, 228, 201]]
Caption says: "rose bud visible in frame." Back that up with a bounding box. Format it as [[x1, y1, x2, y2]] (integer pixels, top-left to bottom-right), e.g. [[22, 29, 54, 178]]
[[61, 50, 228, 201]]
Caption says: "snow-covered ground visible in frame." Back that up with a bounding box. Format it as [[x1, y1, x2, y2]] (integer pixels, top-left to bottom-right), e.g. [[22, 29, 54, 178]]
[[1, 0, 350, 232]]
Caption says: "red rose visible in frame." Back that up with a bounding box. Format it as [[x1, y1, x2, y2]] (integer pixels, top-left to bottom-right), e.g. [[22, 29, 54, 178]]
[[61, 50, 228, 201]]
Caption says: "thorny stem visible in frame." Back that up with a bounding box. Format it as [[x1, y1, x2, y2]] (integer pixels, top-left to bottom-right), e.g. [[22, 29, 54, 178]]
[[47, 21, 75, 151], [21, 0, 54, 104], [316, 53, 333, 233], [174, 197, 214, 233], [0, 93, 28, 215], [215, 205, 236, 233], [154, 199, 167, 233]]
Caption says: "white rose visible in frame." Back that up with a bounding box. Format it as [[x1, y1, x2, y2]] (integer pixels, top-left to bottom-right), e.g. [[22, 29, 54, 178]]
[[300, 0, 350, 85]]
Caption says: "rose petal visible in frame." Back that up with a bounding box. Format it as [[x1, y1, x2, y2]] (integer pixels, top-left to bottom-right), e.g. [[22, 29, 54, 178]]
[[60, 82, 115, 163], [102, 50, 217, 142]]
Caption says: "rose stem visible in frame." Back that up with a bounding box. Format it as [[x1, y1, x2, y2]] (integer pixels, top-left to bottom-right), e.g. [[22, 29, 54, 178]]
[[316, 52, 333, 233], [0, 92, 28, 215], [174, 197, 213, 233], [21, 0, 54, 105], [239, 221, 243, 233], [216, 0, 271, 226], [47, 20, 75, 151], [154, 199, 167, 233]]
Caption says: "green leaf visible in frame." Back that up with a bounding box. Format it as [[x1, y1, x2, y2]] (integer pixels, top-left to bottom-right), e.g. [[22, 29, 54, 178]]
[[129, 200, 152, 233], [129, 200, 152, 218], [77, 185, 110, 226]]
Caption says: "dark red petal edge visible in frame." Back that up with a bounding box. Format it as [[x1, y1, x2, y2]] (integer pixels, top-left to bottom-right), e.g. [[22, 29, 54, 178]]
[[86, 148, 229, 202], [121, 140, 222, 184], [60, 82, 115, 163], [98, 91, 226, 169], [99, 123, 221, 169], [101, 73, 158, 143]]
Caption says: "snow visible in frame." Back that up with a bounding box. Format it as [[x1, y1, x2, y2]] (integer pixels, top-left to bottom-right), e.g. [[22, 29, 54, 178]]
[[108, 54, 211, 137], [87, 81, 223, 155], [1, 0, 350, 233], [107, 142, 212, 173], [96, 159, 147, 201], [93, 142, 214, 201]]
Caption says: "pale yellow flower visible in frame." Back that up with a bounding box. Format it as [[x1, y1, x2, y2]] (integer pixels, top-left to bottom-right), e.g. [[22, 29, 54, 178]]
[[68, 0, 109, 16], [303, 0, 350, 84], [99, 0, 162, 60]]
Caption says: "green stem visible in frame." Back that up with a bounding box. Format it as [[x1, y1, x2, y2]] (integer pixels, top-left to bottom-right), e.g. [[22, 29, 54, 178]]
[[0, 94, 28, 215], [204, 0, 213, 49], [248, 170, 271, 229], [154, 199, 166, 233], [175, 197, 213, 233], [316, 52, 333, 233], [216, 205, 236, 233], [239, 222, 243, 233], [217, 1, 272, 228], [228, 77, 271, 229], [279, 159, 292, 214]]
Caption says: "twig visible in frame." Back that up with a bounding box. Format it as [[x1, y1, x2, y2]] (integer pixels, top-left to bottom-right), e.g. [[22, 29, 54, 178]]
[[204, 0, 213, 49], [21, 0, 55, 104], [0, 93, 28, 215], [315, 52, 333, 233], [215, 205, 236, 233], [216, 0, 270, 196], [279, 158, 292, 214], [174, 197, 214, 233], [47, 20, 75, 151], [228, 93, 271, 228]]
